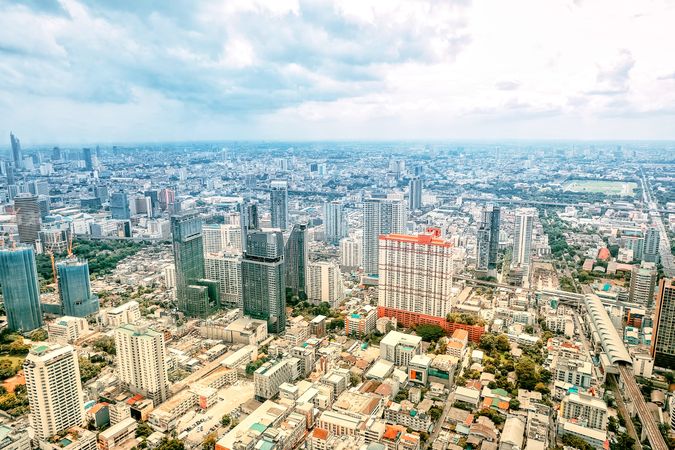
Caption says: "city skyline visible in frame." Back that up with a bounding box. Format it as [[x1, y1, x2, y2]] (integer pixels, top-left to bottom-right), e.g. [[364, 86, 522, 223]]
[[3, 1, 675, 143]]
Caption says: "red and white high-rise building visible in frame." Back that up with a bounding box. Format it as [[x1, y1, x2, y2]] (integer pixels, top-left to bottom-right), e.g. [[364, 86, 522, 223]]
[[377, 228, 454, 319]]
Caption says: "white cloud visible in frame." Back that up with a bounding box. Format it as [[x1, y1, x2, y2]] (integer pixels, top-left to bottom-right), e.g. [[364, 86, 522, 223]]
[[1, 0, 675, 143]]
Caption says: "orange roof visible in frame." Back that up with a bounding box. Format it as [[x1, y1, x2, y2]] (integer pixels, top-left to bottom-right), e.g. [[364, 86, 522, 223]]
[[88, 402, 109, 415], [597, 247, 611, 260], [447, 341, 464, 349], [379, 233, 452, 248], [383, 425, 405, 440], [451, 329, 469, 340], [127, 394, 144, 405], [312, 428, 329, 440]]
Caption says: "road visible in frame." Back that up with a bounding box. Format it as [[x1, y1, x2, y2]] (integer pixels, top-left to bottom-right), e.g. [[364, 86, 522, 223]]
[[607, 373, 642, 450], [617, 364, 669, 450], [640, 169, 675, 278]]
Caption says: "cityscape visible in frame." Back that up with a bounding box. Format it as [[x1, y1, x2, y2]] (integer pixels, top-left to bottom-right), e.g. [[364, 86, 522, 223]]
[[1, 2, 675, 450]]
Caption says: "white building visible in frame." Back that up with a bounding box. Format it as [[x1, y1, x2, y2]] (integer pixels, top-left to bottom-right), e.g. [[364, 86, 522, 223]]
[[363, 196, 406, 275], [48, 316, 89, 344], [560, 392, 608, 430], [307, 261, 344, 307], [104, 301, 141, 327], [339, 237, 361, 269], [380, 331, 422, 367], [204, 252, 242, 308], [115, 324, 170, 404], [378, 228, 454, 318], [24, 344, 85, 441], [254, 360, 295, 401], [203, 224, 242, 254], [511, 208, 536, 278]]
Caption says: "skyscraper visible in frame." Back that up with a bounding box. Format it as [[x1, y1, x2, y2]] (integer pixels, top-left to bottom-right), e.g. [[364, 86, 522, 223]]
[[511, 207, 536, 278], [114, 324, 170, 404], [204, 252, 242, 309], [476, 203, 500, 277], [56, 259, 100, 317], [110, 192, 131, 220], [0, 246, 43, 331], [23, 344, 84, 440], [362, 196, 406, 275], [242, 230, 286, 333], [82, 147, 94, 171], [270, 180, 289, 231], [171, 212, 219, 317], [10, 132, 23, 169], [323, 200, 347, 245], [238, 199, 259, 251], [378, 228, 454, 320], [652, 278, 675, 369], [285, 223, 308, 298], [339, 236, 362, 269], [408, 177, 423, 211], [14, 193, 41, 245], [643, 226, 660, 263], [307, 261, 344, 307], [629, 262, 657, 305]]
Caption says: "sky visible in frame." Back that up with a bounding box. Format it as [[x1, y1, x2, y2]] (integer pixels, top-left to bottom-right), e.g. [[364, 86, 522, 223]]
[[2, 0, 675, 144]]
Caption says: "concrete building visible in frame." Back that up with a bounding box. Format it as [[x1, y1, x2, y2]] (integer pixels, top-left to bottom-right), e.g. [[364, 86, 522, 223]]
[[15, 193, 41, 245], [254, 360, 295, 401], [380, 331, 422, 367], [408, 176, 423, 211], [511, 208, 535, 281], [307, 261, 344, 307], [643, 226, 660, 263], [204, 252, 242, 308], [104, 301, 141, 327], [324, 200, 348, 245], [345, 305, 378, 337], [363, 196, 406, 275], [339, 236, 361, 269], [476, 203, 500, 277], [629, 263, 657, 305], [47, 316, 89, 344], [378, 228, 454, 319], [285, 223, 308, 298], [270, 180, 289, 231], [560, 392, 608, 430], [114, 324, 170, 404], [56, 259, 99, 317], [98, 417, 137, 450], [23, 344, 85, 441], [652, 277, 675, 369]]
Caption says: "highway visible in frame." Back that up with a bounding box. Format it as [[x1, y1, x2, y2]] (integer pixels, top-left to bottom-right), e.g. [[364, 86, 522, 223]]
[[617, 364, 669, 450], [640, 169, 675, 278]]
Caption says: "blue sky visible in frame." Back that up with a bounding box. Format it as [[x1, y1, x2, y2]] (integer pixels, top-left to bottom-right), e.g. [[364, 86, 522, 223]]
[[2, 0, 675, 144]]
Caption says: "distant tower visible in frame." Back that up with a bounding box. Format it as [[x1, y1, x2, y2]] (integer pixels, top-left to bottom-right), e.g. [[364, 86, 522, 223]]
[[10, 132, 23, 169], [307, 261, 344, 307], [285, 223, 308, 299], [476, 203, 500, 277], [408, 177, 423, 211], [242, 230, 286, 333], [629, 263, 657, 305], [57, 259, 100, 317], [643, 226, 660, 263], [270, 180, 289, 231], [511, 208, 536, 277], [652, 278, 675, 369], [82, 147, 94, 171], [340, 236, 362, 269], [362, 196, 406, 275], [14, 193, 41, 245], [0, 246, 43, 331], [23, 344, 84, 440], [110, 192, 131, 220], [115, 324, 170, 404], [323, 200, 347, 245], [204, 252, 242, 309], [238, 199, 259, 251], [171, 211, 219, 318]]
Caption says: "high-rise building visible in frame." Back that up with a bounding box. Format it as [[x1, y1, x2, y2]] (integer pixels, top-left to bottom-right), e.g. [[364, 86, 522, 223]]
[[643, 226, 660, 263], [652, 278, 675, 369], [629, 263, 657, 305], [56, 259, 100, 317], [114, 324, 170, 404], [110, 192, 131, 220], [52, 146, 61, 161], [511, 208, 536, 277], [204, 252, 242, 309], [242, 230, 286, 333], [270, 180, 289, 231], [340, 236, 361, 269], [15, 193, 41, 245], [378, 228, 454, 319], [362, 196, 406, 275], [238, 200, 259, 251], [559, 392, 608, 431], [82, 148, 94, 171], [307, 262, 344, 307], [408, 177, 423, 211], [10, 132, 23, 170], [159, 188, 175, 212], [476, 203, 500, 276], [171, 212, 219, 318], [323, 201, 347, 245], [285, 223, 308, 298], [0, 246, 43, 331], [23, 344, 85, 440]]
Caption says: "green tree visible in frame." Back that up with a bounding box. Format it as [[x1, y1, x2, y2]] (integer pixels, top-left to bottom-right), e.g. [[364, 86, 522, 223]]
[[202, 433, 216, 450], [495, 335, 511, 352], [136, 422, 153, 438], [93, 336, 116, 355], [221, 414, 232, 428], [157, 439, 184, 450], [479, 334, 496, 352], [30, 329, 48, 342], [0, 360, 19, 380], [515, 357, 540, 390], [562, 434, 593, 450], [414, 324, 445, 342]]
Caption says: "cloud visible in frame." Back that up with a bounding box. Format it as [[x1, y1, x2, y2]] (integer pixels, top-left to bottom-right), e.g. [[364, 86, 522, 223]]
[[1, 0, 675, 142]]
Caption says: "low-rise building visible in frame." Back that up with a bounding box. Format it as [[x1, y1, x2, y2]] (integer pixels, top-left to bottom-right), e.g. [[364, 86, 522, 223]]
[[98, 417, 137, 450]]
